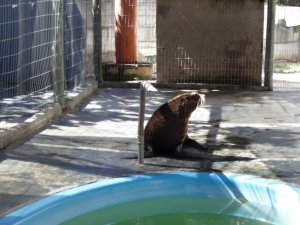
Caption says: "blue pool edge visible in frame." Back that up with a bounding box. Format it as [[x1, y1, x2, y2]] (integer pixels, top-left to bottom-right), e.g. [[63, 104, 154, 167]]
[[1, 171, 300, 225]]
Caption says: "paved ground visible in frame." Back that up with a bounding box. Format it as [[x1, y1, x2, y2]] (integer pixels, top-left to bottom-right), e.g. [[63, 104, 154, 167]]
[[1, 87, 300, 216]]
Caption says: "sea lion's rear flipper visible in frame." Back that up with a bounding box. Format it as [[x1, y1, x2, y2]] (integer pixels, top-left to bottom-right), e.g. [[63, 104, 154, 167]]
[[183, 136, 208, 151]]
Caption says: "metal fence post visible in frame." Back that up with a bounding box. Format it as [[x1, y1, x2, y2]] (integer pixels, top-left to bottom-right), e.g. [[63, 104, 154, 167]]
[[138, 84, 146, 164], [53, 0, 65, 107], [99, 0, 103, 84], [94, 0, 103, 84], [264, 0, 276, 91]]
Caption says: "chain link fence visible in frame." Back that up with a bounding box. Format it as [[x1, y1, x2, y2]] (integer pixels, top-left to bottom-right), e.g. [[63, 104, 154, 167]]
[[0, 0, 100, 132]]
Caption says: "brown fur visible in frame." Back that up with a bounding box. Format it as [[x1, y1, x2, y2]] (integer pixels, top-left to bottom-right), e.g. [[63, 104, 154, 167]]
[[144, 92, 205, 156]]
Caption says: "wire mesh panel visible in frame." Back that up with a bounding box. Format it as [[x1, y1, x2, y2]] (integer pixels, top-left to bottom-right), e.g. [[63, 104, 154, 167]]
[[101, 0, 265, 85], [0, 0, 58, 123], [101, 0, 156, 81], [271, 0, 300, 91], [156, 0, 264, 86], [64, 0, 87, 90], [0, 0, 99, 132], [101, 0, 115, 63], [99, 0, 300, 91], [137, 0, 156, 71], [87, 0, 100, 79]]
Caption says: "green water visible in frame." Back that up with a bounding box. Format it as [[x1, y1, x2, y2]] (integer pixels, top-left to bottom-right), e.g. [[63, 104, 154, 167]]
[[61, 196, 277, 225], [111, 213, 272, 225]]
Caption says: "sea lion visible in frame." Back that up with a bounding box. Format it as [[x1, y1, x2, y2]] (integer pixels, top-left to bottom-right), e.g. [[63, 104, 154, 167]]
[[144, 91, 207, 157]]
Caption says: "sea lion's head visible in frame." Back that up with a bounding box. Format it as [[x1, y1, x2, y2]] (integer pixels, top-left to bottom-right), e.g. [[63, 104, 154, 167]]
[[173, 92, 205, 117]]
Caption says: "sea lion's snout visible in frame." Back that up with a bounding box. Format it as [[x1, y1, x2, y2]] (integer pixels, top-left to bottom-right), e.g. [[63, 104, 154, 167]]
[[198, 94, 205, 106], [189, 92, 205, 107]]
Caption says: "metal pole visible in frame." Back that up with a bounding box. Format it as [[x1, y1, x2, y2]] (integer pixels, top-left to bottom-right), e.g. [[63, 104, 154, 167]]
[[264, 0, 276, 91], [94, 0, 103, 84], [137, 81, 158, 165], [98, 0, 103, 83], [53, 0, 65, 107], [138, 84, 146, 164]]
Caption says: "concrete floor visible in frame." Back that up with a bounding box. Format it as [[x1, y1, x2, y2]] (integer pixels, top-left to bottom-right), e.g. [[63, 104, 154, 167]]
[[1, 88, 300, 216]]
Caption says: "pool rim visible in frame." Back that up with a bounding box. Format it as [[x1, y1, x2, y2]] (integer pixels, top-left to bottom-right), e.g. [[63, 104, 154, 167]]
[[1, 171, 300, 225]]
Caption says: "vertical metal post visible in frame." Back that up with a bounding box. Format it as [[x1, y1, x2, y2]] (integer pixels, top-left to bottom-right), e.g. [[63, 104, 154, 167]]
[[53, 0, 65, 106], [138, 83, 146, 165], [83, 0, 88, 85], [93, 0, 103, 84], [264, 0, 276, 91], [137, 81, 158, 165], [98, 0, 103, 83]]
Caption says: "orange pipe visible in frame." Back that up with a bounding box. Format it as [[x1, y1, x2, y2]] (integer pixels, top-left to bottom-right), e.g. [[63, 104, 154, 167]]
[[115, 0, 137, 63]]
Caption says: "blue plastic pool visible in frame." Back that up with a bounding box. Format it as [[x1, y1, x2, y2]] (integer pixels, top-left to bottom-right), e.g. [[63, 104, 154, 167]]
[[1, 172, 300, 225]]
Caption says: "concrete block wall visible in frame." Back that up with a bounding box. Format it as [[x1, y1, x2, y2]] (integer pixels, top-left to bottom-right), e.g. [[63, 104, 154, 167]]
[[156, 0, 264, 85]]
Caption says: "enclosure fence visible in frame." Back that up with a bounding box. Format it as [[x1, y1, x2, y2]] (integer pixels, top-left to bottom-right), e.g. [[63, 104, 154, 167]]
[[0, 0, 99, 130], [1, 0, 300, 134], [101, 0, 300, 91]]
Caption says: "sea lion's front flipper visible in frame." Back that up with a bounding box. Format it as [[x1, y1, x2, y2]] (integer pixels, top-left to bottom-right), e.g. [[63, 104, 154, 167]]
[[183, 136, 208, 151]]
